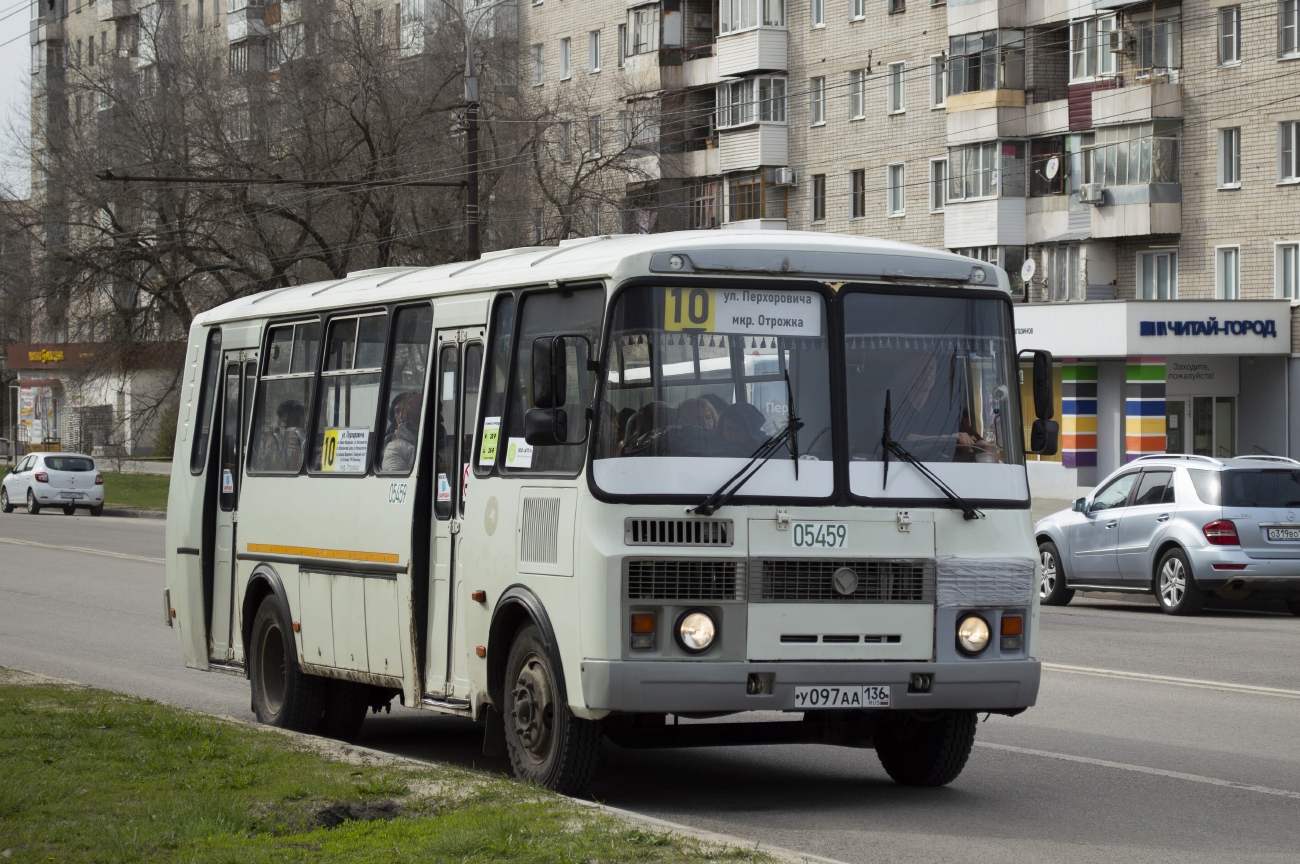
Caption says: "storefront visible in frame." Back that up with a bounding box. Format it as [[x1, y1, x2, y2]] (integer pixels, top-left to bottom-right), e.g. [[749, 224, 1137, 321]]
[[1013, 300, 1294, 498]]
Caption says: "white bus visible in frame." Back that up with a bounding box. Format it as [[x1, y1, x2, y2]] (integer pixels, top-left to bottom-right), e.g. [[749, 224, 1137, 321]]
[[165, 232, 1058, 793]]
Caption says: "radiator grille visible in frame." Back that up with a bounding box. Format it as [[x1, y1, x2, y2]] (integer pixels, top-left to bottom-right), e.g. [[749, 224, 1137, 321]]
[[626, 559, 745, 601], [751, 559, 934, 603], [520, 497, 561, 564], [625, 518, 732, 547]]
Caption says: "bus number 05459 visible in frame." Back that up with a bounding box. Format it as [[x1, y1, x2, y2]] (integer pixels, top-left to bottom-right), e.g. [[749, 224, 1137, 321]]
[[791, 522, 848, 549]]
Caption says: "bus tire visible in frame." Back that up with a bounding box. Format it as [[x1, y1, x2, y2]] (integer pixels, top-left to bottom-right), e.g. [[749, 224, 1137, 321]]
[[318, 679, 369, 742], [249, 595, 325, 733], [503, 624, 600, 795], [874, 710, 976, 787]]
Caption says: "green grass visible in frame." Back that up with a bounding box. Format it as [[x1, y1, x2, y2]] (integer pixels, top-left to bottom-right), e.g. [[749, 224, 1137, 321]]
[[0, 673, 775, 864], [0, 467, 169, 511]]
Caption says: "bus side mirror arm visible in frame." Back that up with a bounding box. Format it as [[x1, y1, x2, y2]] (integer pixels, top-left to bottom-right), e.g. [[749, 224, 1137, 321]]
[[1019, 348, 1058, 456]]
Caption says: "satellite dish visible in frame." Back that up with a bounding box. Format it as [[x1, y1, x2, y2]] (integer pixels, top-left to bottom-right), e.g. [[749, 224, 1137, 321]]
[[1021, 257, 1037, 283], [1044, 157, 1060, 180]]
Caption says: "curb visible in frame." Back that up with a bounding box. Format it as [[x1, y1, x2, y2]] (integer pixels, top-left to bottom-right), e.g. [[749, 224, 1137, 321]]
[[102, 508, 166, 520]]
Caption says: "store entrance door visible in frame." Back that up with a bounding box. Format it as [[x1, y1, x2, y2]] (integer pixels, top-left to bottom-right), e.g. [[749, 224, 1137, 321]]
[[1166, 400, 1185, 455], [1190, 396, 1236, 458]]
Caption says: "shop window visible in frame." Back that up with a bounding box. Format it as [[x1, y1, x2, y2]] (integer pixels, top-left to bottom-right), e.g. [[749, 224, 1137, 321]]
[[948, 30, 1025, 96]]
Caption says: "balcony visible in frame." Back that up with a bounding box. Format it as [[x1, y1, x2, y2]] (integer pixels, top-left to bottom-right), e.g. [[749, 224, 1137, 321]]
[[1091, 82, 1182, 127], [98, 0, 134, 21], [228, 4, 270, 42], [1089, 184, 1180, 238], [33, 19, 65, 44], [717, 28, 786, 77], [718, 124, 787, 173], [943, 198, 1027, 248]]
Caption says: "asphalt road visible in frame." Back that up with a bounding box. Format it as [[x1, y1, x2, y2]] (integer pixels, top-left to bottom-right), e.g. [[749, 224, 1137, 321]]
[[2, 511, 1299, 863]]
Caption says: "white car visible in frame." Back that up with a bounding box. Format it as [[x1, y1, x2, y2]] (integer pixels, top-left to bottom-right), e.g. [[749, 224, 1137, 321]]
[[1, 452, 105, 516]]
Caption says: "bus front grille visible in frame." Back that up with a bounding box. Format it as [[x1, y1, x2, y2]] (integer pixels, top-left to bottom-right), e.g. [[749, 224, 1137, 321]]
[[750, 559, 935, 603], [624, 518, 733, 547], [625, 559, 745, 601]]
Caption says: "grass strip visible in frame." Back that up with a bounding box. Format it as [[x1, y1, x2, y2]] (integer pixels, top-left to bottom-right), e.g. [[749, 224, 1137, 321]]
[[0, 672, 775, 864], [0, 469, 169, 511]]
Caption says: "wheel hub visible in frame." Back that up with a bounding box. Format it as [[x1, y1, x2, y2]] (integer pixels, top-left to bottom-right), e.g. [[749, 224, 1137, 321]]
[[511, 654, 554, 762], [1039, 551, 1057, 597], [258, 624, 287, 715], [1160, 559, 1185, 606]]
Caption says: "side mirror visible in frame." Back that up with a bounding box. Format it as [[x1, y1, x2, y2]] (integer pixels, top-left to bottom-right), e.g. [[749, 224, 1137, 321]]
[[525, 333, 593, 447], [525, 407, 569, 446], [1030, 418, 1059, 456], [1020, 348, 1057, 455], [1072, 497, 1087, 513], [531, 336, 568, 410]]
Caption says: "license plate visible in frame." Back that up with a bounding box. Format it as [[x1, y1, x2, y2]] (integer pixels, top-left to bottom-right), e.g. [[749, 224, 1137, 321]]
[[59, 492, 84, 500], [793, 685, 891, 710], [1268, 527, 1300, 540], [791, 522, 848, 549]]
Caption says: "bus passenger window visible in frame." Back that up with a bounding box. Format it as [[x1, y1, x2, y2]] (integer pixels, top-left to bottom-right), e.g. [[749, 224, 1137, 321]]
[[475, 294, 515, 476], [250, 320, 320, 474], [433, 345, 458, 519], [312, 312, 387, 473], [189, 329, 222, 475], [375, 306, 432, 475], [460, 343, 483, 508]]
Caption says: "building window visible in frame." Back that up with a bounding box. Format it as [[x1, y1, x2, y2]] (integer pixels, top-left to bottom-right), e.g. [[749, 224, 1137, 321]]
[[811, 174, 826, 222], [1277, 243, 1299, 298], [848, 69, 865, 119], [198, 0, 204, 29], [726, 171, 786, 222], [532, 209, 544, 244], [1138, 250, 1178, 299], [1136, 11, 1180, 72], [629, 6, 659, 55], [618, 23, 627, 66], [1219, 7, 1241, 65], [559, 121, 572, 161], [1041, 245, 1082, 301], [1070, 16, 1116, 81], [930, 158, 947, 212], [850, 0, 865, 19], [588, 117, 602, 157], [948, 30, 1025, 96], [1219, 128, 1241, 188], [182, 4, 189, 34], [886, 164, 905, 216], [1030, 136, 1068, 196], [1217, 247, 1241, 299], [809, 76, 826, 124], [1090, 122, 1180, 186], [531, 43, 543, 85], [229, 42, 249, 74], [888, 0, 904, 13], [717, 76, 787, 128], [589, 30, 600, 72], [886, 62, 905, 113], [689, 181, 718, 229], [720, 0, 785, 34], [559, 37, 571, 79], [850, 168, 866, 218], [947, 142, 998, 201], [621, 106, 660, 149], [930, 54, 946, 108], [1283, 0, 1300, 57], [1281, 121, 1300, 181], [811, 0, 824, 27]]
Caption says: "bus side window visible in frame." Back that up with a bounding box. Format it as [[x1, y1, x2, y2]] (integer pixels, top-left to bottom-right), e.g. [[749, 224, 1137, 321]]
[[250, 321, 320, 474], [310, 312, 387, 474], [475, 293, 516, 477], [189, 329, 222, 475], [460, 343, 483, 511], [375, 306, 433, 476]]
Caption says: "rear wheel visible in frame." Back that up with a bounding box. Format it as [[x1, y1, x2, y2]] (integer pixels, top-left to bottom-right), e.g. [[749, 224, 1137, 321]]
[[1038, 540, 1075, 606], [89, 504, 103, 517], [503, 624, 601, 795], [26, 490, 40, 515], [249, 595, 325, 732], [1155, 548, 1205, 616], [874, 710, 977, 787], [318, 680, 370, 741], [0, 488, 12, 513]]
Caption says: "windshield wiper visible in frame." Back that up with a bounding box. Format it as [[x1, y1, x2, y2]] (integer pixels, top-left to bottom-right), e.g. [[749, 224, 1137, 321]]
[[880, 389, 984, 521], [693, 373, 803, 516]]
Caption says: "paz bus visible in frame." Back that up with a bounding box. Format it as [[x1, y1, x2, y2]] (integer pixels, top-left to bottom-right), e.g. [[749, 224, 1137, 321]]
[[164, 231, 1058, 794]]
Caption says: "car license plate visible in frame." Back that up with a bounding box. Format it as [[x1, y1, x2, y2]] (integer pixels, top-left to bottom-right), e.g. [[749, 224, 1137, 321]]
[[793, 685, 891, 710], [791, 522, 848, 549], [1268, 527, 1300, 540], [59, 492, 84, 500]]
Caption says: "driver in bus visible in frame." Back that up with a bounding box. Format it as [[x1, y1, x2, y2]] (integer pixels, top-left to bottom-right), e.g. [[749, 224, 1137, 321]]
[[892, 354, 986, 461]]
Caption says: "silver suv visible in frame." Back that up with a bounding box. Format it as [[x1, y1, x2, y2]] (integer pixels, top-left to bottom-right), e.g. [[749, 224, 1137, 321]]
[[1035, 455, 1300, 616]]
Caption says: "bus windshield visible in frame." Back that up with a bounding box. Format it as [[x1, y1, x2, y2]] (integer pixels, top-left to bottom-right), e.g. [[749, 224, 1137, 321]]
[[592, 284, 834, 500]]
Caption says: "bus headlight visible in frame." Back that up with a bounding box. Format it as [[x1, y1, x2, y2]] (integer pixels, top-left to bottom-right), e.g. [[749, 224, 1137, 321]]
[[956, 614, 991, 656], [675, 610, 716, 654]]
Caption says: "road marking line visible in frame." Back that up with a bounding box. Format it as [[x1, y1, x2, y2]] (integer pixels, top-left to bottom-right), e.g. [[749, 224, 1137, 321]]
[[0, 536, 164, 565], [976, 742, 1300, 801], [1043, 662, 1300, 700]]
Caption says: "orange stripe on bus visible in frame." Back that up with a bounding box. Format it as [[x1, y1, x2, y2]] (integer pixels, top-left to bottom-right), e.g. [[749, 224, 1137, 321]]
[[245, 543, 401, 564]]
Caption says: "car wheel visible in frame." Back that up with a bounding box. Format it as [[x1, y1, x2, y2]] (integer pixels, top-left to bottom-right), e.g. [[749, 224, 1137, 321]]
[[874, 710, 977, 787], [0, 488, 12, 513], [63, 503, 76, 516], [26, 490, 40, 515], [1155, 548, 1205, 616], [249, 595, 326, 732], [503, 624, 601, 795], [89, 505, 104, 517], [1038, 540, 1075, 606]]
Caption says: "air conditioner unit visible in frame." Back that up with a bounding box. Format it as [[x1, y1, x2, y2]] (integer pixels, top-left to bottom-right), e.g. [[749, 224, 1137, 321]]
[[1079, 183, 1105, 205], [1107, 28, 1137, 55], [771, 167, 797, 187]]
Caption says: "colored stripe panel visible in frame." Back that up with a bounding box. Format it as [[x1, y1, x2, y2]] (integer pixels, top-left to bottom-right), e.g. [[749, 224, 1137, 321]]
[[246, 543, 401, 564], [1126, 364, 1167, 381], [1061, 365, 1099, 381], [1063, 399, 1099, 415], [1125, 400, 1167, 417]]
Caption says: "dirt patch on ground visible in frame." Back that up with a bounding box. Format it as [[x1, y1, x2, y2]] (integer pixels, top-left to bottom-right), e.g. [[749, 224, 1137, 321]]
[[312, 798, 402, 828]]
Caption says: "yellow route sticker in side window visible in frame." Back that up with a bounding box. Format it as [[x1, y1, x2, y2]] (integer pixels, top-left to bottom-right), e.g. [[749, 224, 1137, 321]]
[[479, 417, 501, 466], [663, 287, 716, 332]]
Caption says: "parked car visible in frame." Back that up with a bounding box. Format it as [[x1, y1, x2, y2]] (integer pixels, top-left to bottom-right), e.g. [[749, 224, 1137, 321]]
[[1, 452, 105, 516], [1036, 454, 1300, 616]]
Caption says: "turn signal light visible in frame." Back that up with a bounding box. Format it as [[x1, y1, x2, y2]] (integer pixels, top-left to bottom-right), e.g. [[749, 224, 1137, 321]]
[[1000, 615, 1023, 636], [475, 646, 486, 658], [1203, 520, 1240, 546], [630, 612, 656, 650], [471, 590, 487, 603]]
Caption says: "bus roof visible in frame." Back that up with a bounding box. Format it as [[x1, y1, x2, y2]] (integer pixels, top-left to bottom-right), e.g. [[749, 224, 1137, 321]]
[[195, 231, 1007, 326]]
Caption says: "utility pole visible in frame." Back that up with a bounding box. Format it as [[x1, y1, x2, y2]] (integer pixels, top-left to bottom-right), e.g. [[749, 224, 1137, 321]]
[[464, 29, 480, 261]]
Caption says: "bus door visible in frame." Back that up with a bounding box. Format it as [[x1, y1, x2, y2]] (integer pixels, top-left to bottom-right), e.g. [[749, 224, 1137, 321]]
[[210, 350, 257, 662], [425, 330, 484, 699]]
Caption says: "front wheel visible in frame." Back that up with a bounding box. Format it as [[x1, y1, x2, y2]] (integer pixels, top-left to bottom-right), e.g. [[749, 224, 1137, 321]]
[[249, 596, 325, 731], [874, 710, 977, 787], [503, 624, 601, 795], [1155, 548, 1205, 616], [0, 488, 12, 513], [26, 490, 40, 515], [1038, 540, 1075, 606]]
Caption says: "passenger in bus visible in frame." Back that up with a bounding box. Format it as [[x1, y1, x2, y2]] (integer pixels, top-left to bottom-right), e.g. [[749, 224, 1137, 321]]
[[381, 391, 421, 472], [676, 397, 719, 431], [254, 399, 306, 472], [620, 401, 678, 456], [700, 393, 729, 419], [719, 402, 767, 456]]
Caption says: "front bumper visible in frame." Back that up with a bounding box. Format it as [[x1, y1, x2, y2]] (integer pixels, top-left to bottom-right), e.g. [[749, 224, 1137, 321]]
[[580, 658, 1041, 714]]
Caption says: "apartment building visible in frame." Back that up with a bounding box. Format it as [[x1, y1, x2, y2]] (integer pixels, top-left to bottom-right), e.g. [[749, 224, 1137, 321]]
[[519, 0, 1300, 492]]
